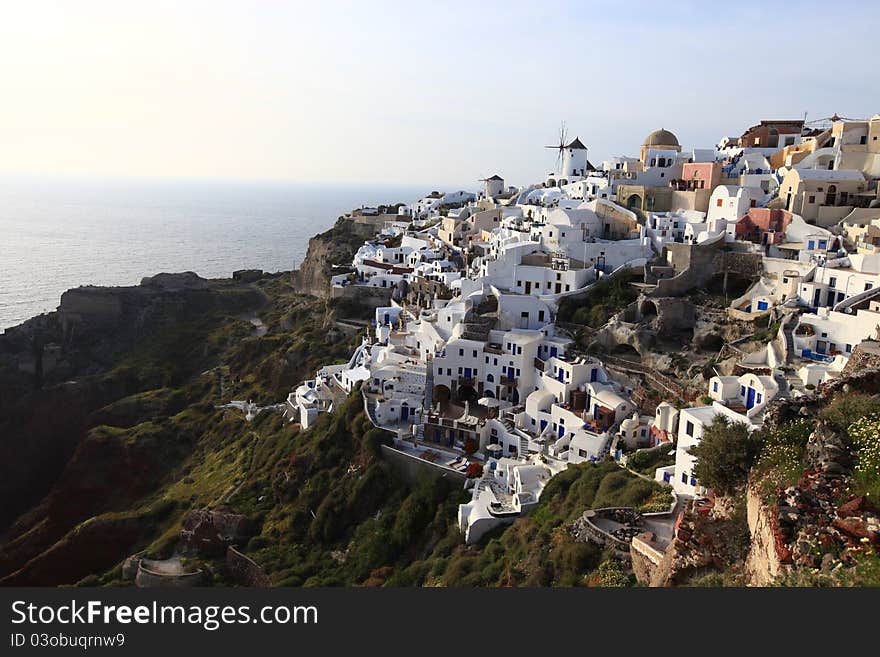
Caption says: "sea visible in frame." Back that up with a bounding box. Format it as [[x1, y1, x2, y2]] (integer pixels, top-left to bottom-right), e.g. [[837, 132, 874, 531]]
[[0, 176, 425, 331]]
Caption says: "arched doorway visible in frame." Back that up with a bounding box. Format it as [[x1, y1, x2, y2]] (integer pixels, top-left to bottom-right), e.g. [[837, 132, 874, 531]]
[[457, 385, 478, 404], [626, 194, 642, 210], [826, 185, 837, 206], [639, 299, 659, 322], [432, 384, 451, 405]]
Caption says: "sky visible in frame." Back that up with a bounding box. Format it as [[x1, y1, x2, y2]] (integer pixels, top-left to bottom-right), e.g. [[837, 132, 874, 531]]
[[1, 0, 878, 189]]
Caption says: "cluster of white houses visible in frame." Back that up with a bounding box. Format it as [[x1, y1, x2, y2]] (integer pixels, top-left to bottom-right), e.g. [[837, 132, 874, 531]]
[[288, 115, 880, 543]]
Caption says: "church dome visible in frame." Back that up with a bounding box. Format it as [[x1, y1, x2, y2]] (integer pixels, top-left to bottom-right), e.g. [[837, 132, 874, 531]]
[[643, 128, 680, 147]]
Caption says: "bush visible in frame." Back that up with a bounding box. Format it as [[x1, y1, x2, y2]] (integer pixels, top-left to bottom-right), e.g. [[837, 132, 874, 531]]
[[820, 393, 880, 434], [590, 559, 631, 587], [690, 416, 761, 495], [753, 418, 813, 500], [847, 413, 880, 502]]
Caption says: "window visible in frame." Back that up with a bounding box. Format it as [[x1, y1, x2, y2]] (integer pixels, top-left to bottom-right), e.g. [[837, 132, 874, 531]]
[[712, 381, 718, 393], [808, 195, 815, 204], [757, 393, 762, 404], [716, 199, 723, 207], [682, 472, 688, 483], [538, 310, 545, 322], [740, 386, 746, 396], [846, 344, 852, 353], [829, 277, 837, 288], [685, 421, 694, 437], [867, 283, 874, 292], [783, 277, 789, 284]]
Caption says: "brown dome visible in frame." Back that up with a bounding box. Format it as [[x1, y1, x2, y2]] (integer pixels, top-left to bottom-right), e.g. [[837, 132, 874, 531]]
[[643, 128, 680, 147]]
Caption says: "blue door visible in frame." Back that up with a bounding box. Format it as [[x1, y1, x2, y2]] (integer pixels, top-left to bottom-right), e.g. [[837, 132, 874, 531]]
[[757, 301, 768, 311], [746, 387, 756, 409], [464, 368, 472, 379], [401, 406, 409, 421], [590, 368, 598, 382], [550, 347, 558, 357], [540, 420, 548, 432], [384, 313, 390, 324], [558, 425, 565, 438]]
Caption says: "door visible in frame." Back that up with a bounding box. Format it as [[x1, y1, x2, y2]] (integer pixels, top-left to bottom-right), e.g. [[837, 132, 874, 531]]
[[813, 289, 821, 307], [401, 405, 409, 421], [555, 283, 561, 294], [540, 420, 548, 432], [550, 347, 558, 358], [525, 281, 531, 294], [746, 387, 756, 410], [464, 368, 472, 380], [590, 368, 598, 382]]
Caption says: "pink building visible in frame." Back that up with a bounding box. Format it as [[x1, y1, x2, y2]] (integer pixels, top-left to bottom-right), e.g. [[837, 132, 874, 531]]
[[735, 208, 792, 245], [670, 162, 721, 192]]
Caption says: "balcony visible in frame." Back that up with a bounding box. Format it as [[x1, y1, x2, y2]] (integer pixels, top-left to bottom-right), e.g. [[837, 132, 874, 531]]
[[500, 376, 518, 387], [458, 376, 476, 387]]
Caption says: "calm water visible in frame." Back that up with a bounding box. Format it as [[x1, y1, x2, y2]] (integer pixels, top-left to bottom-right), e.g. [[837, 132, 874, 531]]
[[0, 176, 422, 331]]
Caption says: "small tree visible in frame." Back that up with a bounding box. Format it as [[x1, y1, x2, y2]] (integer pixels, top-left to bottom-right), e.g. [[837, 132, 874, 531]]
[[689, 415, 760, 495]]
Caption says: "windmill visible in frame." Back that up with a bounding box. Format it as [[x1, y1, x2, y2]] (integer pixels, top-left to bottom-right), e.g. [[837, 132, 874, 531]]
[[545, 121, 569, 175]]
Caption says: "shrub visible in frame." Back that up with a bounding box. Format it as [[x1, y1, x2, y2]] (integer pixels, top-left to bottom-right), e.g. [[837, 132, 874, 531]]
[[590, 559, 631, 587], [690, 416, 761, 495], [753, 418, 813, 500], [820, 393, 880, 434], [847, 413, 880, 502]]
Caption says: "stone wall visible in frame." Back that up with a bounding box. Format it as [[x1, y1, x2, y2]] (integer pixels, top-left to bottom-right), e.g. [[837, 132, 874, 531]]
[[649, 240, 762, 298], [841, 341, 880, 377], [226, 546, 271, 587], [134, 563, 208, 588], [330, 285, 394, 308], [380, 444, 468, 486], [745, 485, 784, 586]]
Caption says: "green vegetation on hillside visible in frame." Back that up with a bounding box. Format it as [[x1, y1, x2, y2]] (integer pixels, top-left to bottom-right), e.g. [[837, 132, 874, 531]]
[[557, 272, 639, 328]]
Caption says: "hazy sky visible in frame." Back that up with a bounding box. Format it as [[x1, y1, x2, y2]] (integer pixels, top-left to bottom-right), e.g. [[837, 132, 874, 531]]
[[1, 0, 878, 188]]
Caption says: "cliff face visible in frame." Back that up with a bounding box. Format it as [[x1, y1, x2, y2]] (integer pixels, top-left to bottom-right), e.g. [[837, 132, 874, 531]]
[[292, 216, 379, 297], [0, 274, 263, 533], [745, 485, 783, 586]]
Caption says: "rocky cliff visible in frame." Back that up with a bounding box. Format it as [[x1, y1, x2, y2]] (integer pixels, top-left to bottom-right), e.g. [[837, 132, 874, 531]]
[[0, 274, 263, 536], [292, 216, 380, 297]]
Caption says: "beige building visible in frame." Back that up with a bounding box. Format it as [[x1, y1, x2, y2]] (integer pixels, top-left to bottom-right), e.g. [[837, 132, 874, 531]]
[[438, 208, 502, 248], [831, 115, 880, 176], [779, 168, 868, 226]]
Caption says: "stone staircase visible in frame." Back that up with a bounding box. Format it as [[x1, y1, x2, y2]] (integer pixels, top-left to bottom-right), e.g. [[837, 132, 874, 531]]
[[424, 362, 434, 410], [363, 394, 380, 426]]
